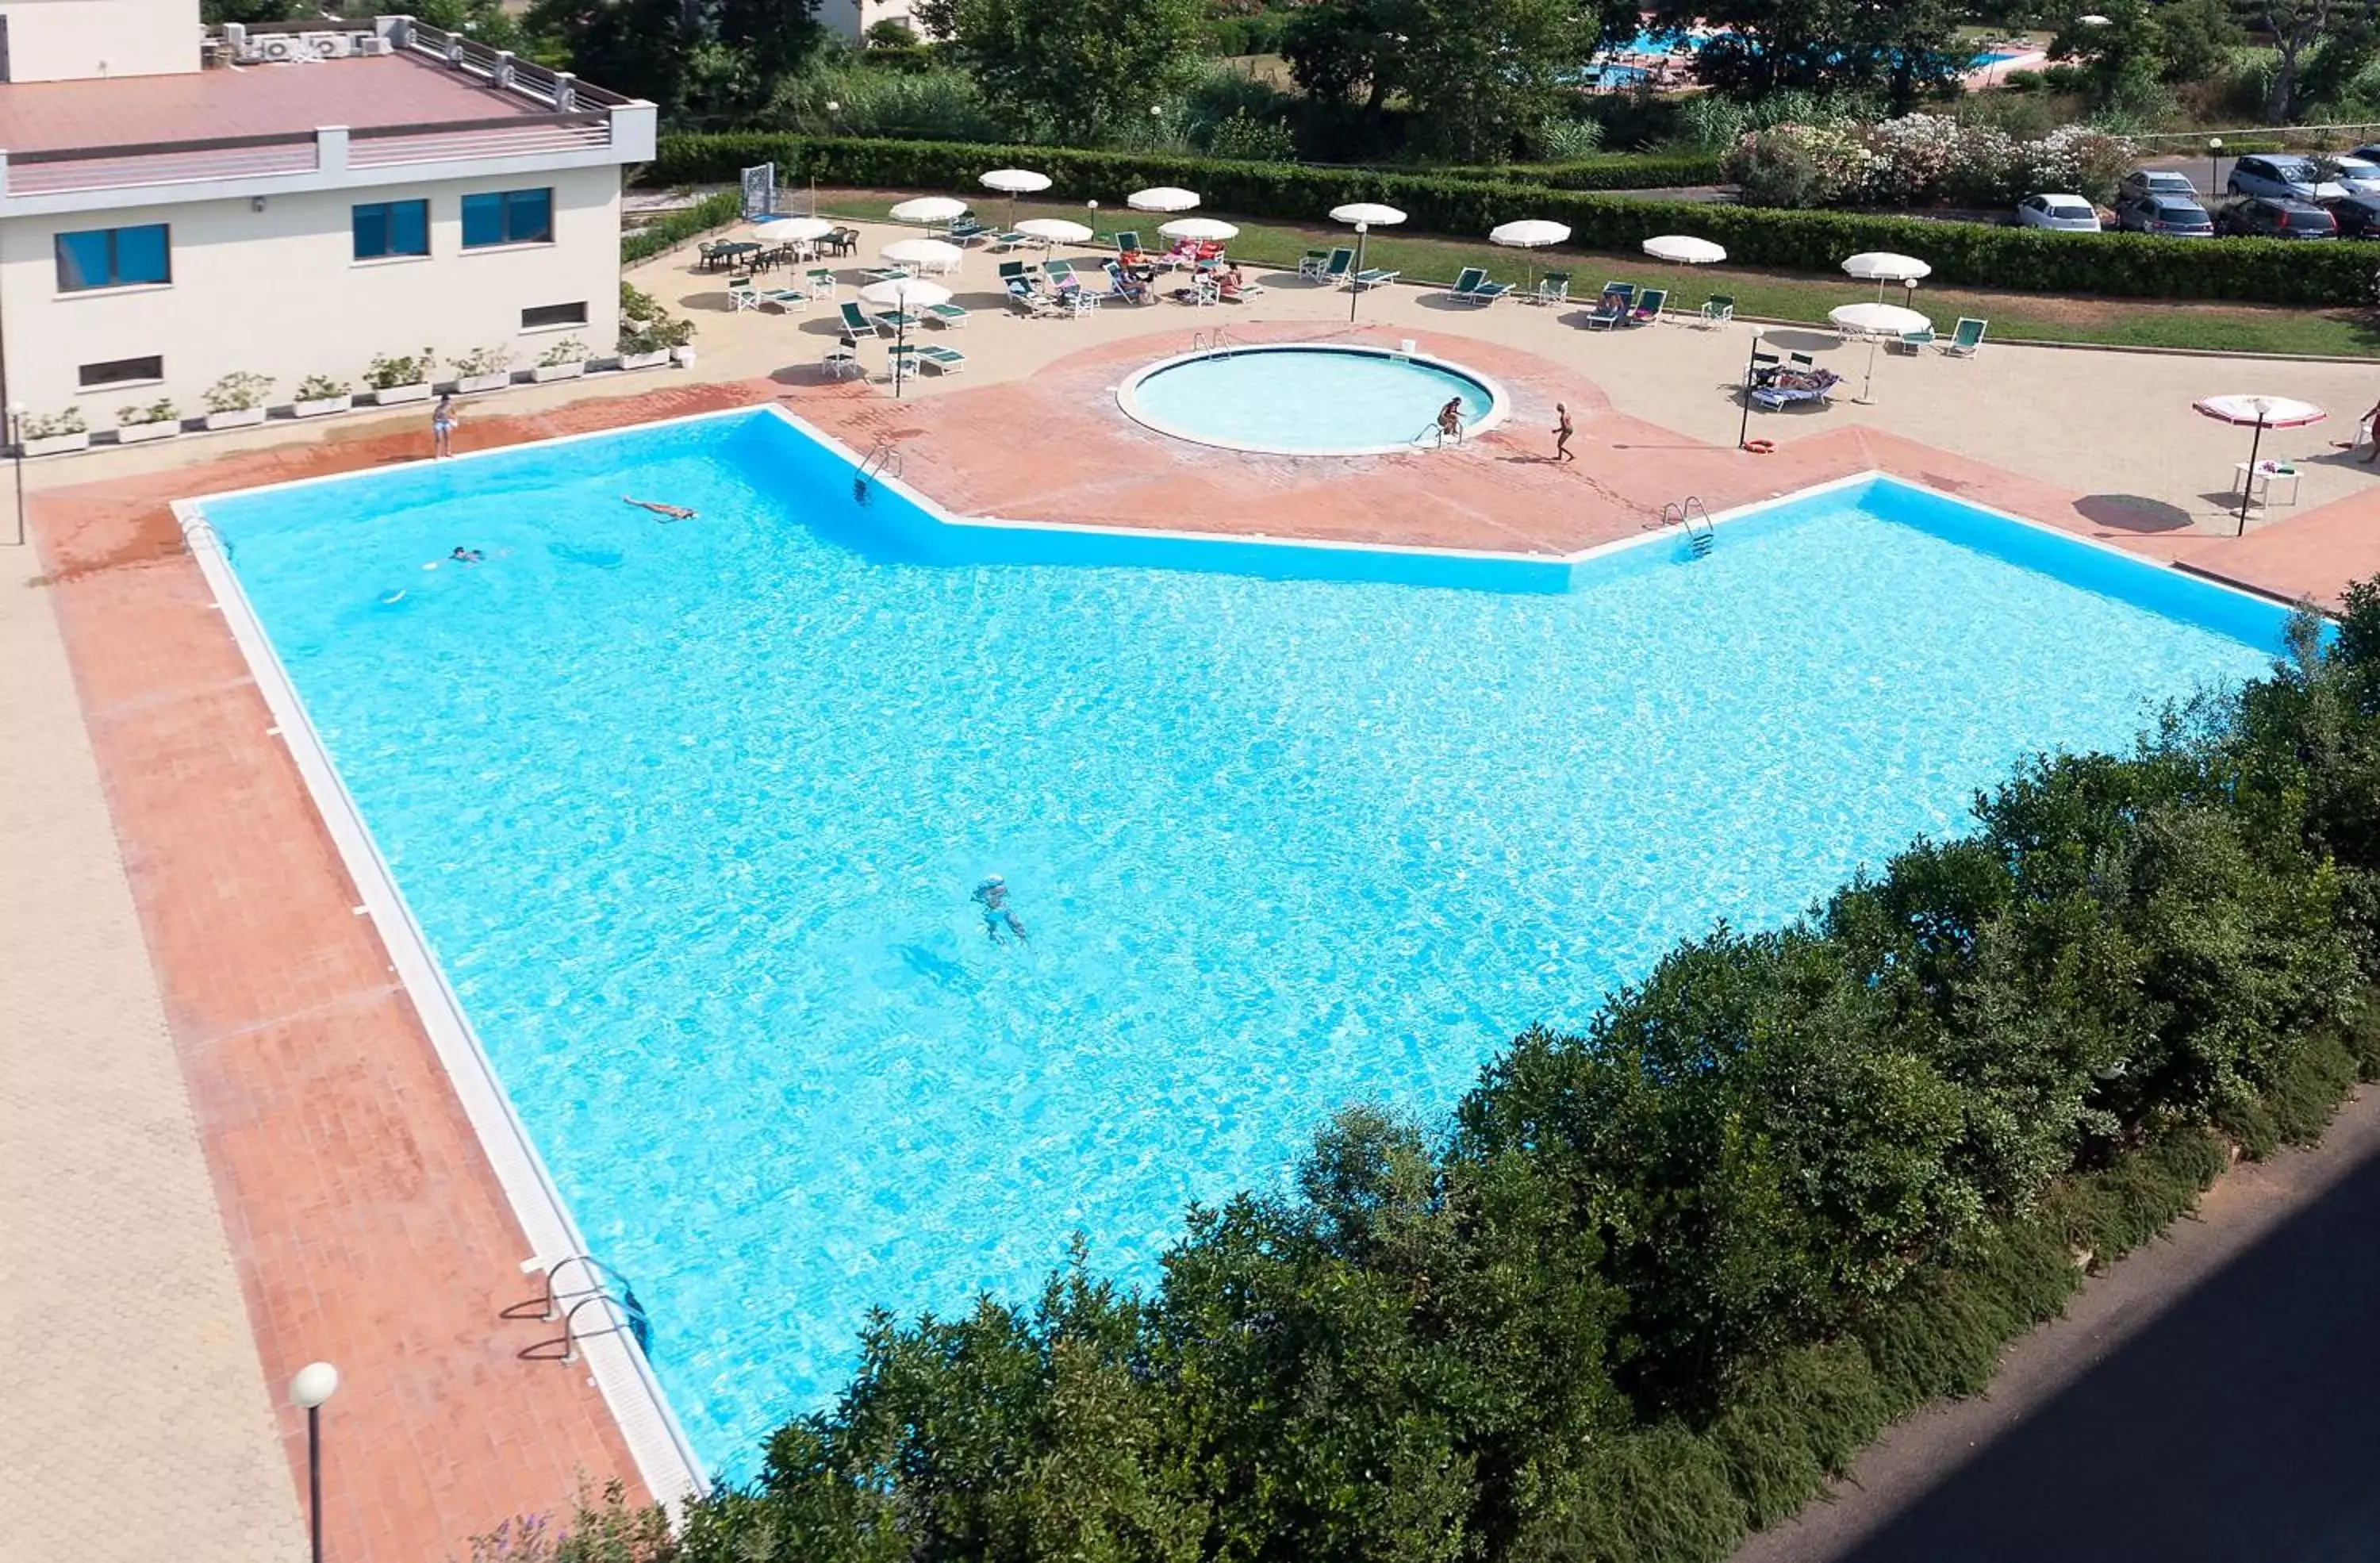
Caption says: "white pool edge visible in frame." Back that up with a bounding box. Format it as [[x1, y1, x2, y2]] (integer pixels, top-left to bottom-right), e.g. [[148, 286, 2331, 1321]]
[[172, 498, 710, 1511], [1113, 341, 1514, 458]]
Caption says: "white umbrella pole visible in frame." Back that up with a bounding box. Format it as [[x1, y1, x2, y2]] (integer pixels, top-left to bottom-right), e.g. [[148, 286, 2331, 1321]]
[[1350, 225, 1367, 323], [2238, 420, 2264, 533], [1861, 337, 1877, 404]]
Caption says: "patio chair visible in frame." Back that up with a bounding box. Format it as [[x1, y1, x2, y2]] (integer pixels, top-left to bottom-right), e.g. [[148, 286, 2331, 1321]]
[[1104, 261, 1155, 305], [923, 301, 969, 328], [1348, 267, 1399, 292], [1006, 278, 1059, 317], [1114, 231, 1142, 255], [1217, 271, 1265, 303], [804, 267, 838, 299], [1043, 258, 1077, 282], [1298, 248, 1334, 278], [1944, 317, 1987, 356], [697, 239, 731, 271], [1584, 285, 1630, 329], [839, 300, 892, 337], [996, 259, 1040, 287], [1535, 271, 1572, 306], [726, 275, 761, 311], [1445, 267, 1514, 305], [1053, 272, 1100, 314], [1891, 326, 1935, 354], [1788, 350, 1814, 367], [918, 344, 969, 375], [1699, 294, 1735, 328], [948, 216, 987, 244], [827, 227, 860, 256], [1314, 247, 1356, 285], [1629, 287, 1668, 325], [822, 342, 863, 379]]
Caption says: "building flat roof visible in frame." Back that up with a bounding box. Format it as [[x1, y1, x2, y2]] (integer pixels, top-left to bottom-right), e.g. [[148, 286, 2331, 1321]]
[[0, 55, 554, 155]]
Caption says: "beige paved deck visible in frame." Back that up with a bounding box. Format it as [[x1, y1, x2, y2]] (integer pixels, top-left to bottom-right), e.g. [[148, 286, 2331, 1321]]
[[1, 568, 304, 1562]]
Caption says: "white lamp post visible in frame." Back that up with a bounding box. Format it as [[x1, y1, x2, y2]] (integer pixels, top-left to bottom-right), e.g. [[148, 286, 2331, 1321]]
[[289, 1361, 339, 1563], [1349, 221, 1368, 322]]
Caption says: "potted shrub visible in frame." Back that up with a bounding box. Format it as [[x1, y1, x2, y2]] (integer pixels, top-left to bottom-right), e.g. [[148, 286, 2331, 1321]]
[[367, 350, 434, 405], [18, 408, 89, 457], [451, 345, 514, 394], [617, 281, 694, 371], [293, 374, 352, 418], [202, 371, 274, 431], [532, 336, 589, 383], [116, 398, 181, 444]]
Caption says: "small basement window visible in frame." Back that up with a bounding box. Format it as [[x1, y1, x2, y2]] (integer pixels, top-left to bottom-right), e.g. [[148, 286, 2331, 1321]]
[[78, 354, 163, 389], [521, 301, 588, 329]]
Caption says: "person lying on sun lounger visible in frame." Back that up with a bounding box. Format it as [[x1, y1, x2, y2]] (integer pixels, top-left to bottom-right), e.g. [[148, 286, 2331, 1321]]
[[624, 496, 697, 521]]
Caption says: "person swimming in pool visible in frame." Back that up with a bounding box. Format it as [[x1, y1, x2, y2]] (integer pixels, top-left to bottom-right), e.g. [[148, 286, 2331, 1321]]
[[448, 545, 485, 564], [624, 496, 697, 521], [972, 874, 1027, 943]]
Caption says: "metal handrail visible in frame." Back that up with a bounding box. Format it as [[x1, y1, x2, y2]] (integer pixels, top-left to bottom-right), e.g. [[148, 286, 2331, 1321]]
[[520, 1292, 650, 1365]]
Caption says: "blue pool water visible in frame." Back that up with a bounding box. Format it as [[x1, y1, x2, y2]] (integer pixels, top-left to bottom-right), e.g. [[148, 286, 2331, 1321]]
[[198, 411, 2286, 1477], [1125, 345, 1497, 453], [1595, 29, 2023, 69]]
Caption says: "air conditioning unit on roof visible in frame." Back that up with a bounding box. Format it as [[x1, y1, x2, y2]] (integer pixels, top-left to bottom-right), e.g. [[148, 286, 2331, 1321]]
[[353, 35, 393, 56], [301, 31, 350, 58], [255, 33, 305, 62]]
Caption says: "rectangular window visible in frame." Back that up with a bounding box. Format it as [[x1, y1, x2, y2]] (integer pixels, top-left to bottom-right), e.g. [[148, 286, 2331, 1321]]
[[78, 354, 163, 389], [520, 301, 587, 330], [461, 187, 554, 249], [352, 199, 429, 260], [55, 223, 171, 291]]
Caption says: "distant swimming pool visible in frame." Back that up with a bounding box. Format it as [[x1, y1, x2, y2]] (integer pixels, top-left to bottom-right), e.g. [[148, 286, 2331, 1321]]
[[1592, 29, 2027, 71], [1120, 344, 1505, 455], [191, 410, 2287, 1480]]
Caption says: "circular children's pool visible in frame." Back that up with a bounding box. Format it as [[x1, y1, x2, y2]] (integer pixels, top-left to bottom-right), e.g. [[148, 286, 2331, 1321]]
[[1117, 344, 1509, 456]]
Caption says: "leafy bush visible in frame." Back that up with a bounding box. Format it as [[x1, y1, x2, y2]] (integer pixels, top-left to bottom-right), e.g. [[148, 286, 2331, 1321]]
[[20, 408, 86, 439], [619, 281, 697, 354], [202, 371, 273, 414], [536, 337, 589, 368], [1204, 108, 1296, 163], [649, 132, 2379, 303], [450, 345, 514, 378], [294, 374, 349, 402], [365, 351, 434, 390], [621, 190, 744, 265], [1726, 114, 2136, 209], [116, 398, 176, 427]]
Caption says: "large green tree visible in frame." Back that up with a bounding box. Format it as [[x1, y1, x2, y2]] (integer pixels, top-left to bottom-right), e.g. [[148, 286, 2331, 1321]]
[[915, 0, 1207, 140], [525, 0, 822, 124], [1661, 0, 1965, 108]]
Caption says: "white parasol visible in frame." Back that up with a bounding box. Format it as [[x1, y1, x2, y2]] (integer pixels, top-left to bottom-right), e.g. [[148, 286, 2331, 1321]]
[[1015, 217, 1094, 246], [1643, 234, 1726, 264], [1127, 186, 1201, 213], [1841, 251, 1932, 299], [1330, 202, 1407, 225], [754, 216, 835, 243], [1490, 219, 1572, 295], [1159, 216, 1239, 241], [979, 167, 1050, 225], [1829, 301, 1933, 403], [882, 236, 965, 275], [858, 277, 953, 399], [2195, 394, 2326, 532], [889, 195, 969, 225]]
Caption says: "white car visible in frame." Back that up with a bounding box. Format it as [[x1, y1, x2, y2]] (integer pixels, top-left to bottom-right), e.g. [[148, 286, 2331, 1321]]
[[2015, 193, 2102, 232], [2330, 156, 2380, 193]]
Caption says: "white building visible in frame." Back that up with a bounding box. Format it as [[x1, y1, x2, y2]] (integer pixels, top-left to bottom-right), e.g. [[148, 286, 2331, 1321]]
[[816, 0, 930, 43], [0, 1, 654, 431]]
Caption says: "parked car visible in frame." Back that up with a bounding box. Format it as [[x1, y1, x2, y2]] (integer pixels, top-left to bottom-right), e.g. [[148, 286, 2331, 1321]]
[[2215, 195, 2338, 238], [2351, 142, 2380, 167], [2113, 191, 2215, 236], [2228, 153, 2349, 202], [2332, 155, 2380, 193], [2327, 192, 2380, 238], [2119, 167, 2202, 201], [2015, 193, 2102, 231]]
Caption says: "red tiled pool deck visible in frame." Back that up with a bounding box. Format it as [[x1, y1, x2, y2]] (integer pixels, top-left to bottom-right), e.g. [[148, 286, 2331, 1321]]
[[25, 332, 2377, 1559]]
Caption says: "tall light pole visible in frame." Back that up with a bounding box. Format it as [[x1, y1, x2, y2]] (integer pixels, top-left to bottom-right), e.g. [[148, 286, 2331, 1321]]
[[1349, 220, 1368, 322], [9, 402, 25, 548], [1737, 332, 1762, 450], [289, 1361, 339, 1563], [2208, 136, 2224, 199]]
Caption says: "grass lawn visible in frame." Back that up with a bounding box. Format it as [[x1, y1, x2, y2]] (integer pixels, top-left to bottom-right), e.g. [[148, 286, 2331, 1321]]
[[801, 187, 2380, 359]]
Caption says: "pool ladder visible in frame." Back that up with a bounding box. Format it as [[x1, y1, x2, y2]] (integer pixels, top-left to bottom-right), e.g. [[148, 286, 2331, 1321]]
[[1664, 496, 1714, 559], [1190, 327, 1238, 352], [505, 1252, 651, 1364], [854, 438, 904, 504]]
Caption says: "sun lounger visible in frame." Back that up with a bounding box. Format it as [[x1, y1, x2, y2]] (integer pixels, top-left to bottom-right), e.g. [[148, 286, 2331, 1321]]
[[1104, 261, 1155, 304], [1312, 247, 1356, 285], [918, 344, 969, 375], [1584, 286, 1630, 329], [948, 217, 987, 244], [760, 286, 808, 312], [1748, 367, 1843, 410], [1892, 327, 1934, 353], [1005, 278, 1058, 316], [1445, 266, 1514, 305], [1114, 231, 1141, 255], [858, 267, 905, 286], [1535, 271, 1572, 305], [1348, 267, 1399, 292], [988, 231, 1030, 252], [1218, 274, 1265, 302], [923, 301, 969, 328], [1043, 259, 1076, 282], [839, 300, 892, 337], [873, 310, 919, 332], [1944, 317, 1987, 356], [1629, 287, 1667, 325], [1699, 294, 1735, 327]]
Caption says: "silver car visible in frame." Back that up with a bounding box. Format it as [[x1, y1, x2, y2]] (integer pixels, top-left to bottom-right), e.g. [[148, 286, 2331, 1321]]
[[2015, 193, 2102, 232], [2228, 153, 2349, 202], [2119, 167, 2200, 201]]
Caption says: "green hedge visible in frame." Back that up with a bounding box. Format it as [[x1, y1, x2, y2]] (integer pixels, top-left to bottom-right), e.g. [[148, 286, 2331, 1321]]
[[620, 188, 743, 265], [648, 132, 2378, 305], [1374, 150, 1724, 191]]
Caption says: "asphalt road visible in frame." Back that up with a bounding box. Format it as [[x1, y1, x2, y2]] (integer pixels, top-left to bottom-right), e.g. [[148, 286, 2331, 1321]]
[[1736, 1091, 2380, 1563]]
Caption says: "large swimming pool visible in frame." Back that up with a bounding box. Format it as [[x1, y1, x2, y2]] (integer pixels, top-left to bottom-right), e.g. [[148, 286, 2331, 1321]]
[[192, 409, 2286, 1479]]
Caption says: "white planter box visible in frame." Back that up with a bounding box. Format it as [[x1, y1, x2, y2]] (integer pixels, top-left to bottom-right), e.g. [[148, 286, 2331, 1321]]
[[116, 420, 180, 444], [23, 430, 90, 457], [372, 382, 432, 406], [294, 394, 351, 419], [617, 350, 672, 371], [672, 346, 698, 367], [455, 371, 512, 394], [204, 406, 268, 431], [532, 361, 588, 383]]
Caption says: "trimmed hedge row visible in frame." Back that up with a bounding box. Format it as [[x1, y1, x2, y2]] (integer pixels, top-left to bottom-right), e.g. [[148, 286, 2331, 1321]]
[[647, 132, 2378, 305], [621, 188, 743, 265]]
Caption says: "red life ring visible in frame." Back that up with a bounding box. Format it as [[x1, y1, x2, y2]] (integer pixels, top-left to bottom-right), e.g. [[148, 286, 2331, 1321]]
[[1743, 438, 1775, 455]]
